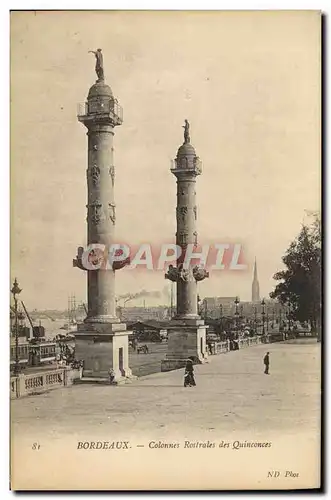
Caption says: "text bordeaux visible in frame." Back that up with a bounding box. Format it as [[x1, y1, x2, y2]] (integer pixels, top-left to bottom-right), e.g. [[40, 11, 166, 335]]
[[77, 441, 130, 450]]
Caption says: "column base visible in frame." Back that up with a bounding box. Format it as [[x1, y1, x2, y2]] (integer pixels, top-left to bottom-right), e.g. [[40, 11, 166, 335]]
[[83, 315, 121, 325], [74, 375, 136, 386], [76, 321, 127, 333], [161, 319, 208, 372], [173, 314, 201, 321], [74, 324, 134, 383]]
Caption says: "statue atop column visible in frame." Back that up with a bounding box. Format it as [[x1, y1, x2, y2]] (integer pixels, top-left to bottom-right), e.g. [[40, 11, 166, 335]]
[[183, 119, 190, 144], [89, 48, 104, 82]]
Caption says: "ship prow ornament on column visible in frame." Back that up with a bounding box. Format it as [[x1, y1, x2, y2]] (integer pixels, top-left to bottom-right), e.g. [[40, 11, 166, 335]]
[[73, 49, 133, 383], [161, 121, 209, 372]]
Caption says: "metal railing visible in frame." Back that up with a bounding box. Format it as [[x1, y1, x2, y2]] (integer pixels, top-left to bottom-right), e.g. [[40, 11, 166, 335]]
[[77, 98, 123, 123], [77, 102, 88, 117], [171, 157, 202, 174]]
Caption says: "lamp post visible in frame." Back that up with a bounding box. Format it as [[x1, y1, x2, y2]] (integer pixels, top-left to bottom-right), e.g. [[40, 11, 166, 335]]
[[170, 282, 174, 319], [287, 305, 291, 333], [219, 303, 223, 332], [261, 298, 266, 336], [11, 278, 22, 376], [10, 311, 14, 336], [254, 306, 257, 334], [234, 297, 240, 336], [279, 305, 283, 331]]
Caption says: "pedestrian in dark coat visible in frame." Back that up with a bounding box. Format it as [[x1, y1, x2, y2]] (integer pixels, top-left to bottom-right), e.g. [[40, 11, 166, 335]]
[[184, 358, 196, 387], [264, 352, 270, 374]]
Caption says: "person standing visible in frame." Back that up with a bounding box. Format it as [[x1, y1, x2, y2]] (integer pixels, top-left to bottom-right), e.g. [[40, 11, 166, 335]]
[[264, 352, 270, 374], [108, 368, 116, 385], [184, 358, 196, 387]]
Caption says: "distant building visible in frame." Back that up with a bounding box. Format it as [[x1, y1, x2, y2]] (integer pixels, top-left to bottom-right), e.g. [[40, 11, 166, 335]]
[[252, 257, 260, 303], [202, 297, 237, 319], [202, 296, 282, 320], [117, 306, 170, 323], [240, 299, 281, 317], [127, 320, 168, 341]]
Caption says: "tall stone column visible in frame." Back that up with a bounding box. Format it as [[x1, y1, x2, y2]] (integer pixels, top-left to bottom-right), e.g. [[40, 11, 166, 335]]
[[85, 119, 117, 323], [176, 170, 199, 319], [161, 121, 209, 372], [73, 50, 133, 383]]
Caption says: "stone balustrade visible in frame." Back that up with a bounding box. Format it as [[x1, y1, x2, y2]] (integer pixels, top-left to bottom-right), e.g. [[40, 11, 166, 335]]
[[215, 341, 230, 354], [238, 336, 263, 348], [212, 335, 265, 356], [10, 367, 82, 399]]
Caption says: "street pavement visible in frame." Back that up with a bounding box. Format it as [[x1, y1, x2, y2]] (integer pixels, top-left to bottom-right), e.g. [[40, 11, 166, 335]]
[[11, 341, 321, 490]]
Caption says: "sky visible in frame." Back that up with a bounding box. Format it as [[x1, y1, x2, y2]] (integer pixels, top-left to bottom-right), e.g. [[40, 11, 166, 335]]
[[10, 10, 320, 310]]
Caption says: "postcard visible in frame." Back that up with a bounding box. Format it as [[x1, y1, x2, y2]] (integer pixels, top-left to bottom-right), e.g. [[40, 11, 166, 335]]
[[10, 10, 321, 490]]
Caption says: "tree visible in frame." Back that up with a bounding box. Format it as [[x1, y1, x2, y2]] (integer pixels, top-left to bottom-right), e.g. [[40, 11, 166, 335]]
[[270, 212, 321, 334]]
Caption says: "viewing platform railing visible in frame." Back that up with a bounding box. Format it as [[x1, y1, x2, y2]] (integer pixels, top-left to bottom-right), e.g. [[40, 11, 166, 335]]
[[77, 98, 123, 123]]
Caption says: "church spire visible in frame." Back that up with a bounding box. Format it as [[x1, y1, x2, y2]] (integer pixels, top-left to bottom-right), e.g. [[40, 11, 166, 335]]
[[253, 257, 258, 280], [252, 257, 260, 302]]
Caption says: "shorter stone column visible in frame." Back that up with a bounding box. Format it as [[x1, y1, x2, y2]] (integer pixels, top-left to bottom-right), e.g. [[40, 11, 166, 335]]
[[161, 121, 209, 372]]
